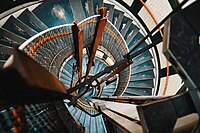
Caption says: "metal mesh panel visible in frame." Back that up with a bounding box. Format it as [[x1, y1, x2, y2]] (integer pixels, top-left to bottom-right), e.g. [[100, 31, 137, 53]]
[[0, 107, 14, 133], [25, 101, 67, 132], [0, 101, 69, 133]]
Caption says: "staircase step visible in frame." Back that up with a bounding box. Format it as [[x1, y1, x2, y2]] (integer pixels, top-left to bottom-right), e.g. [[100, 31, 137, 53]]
[[69, 0, 86, 22], [93, 0, 103, 14], [131, 56, 152, 67], [113, 9, 124, 30], [18, 9, 48, 32], [0, 43, 14, 55], [79, 111, 86, 124], [128, 79, 154, 89], [87, 0, 95, 16], [61, 67, 73, 78], [128, 32, 143, 50], [0, 28, 26, 47], [130, 70, 155, 81], [124, 87, 152, 96], [33, 0, 74, 27], [83, 113, 91, 132], [81, 0, 90, 17], [102, 87, 115, 92], [104, 3, 115, 22], [90, 110, 97, 132], [131, 60, 154, 74], [120, 16, 132, 37], [74, 109, 81, 120], [60, 72, 71, 82], [3, 16, 37, 39], [125, 24, 139, 45], [96, 115, 106, 133], [133, 50, 152, 63]]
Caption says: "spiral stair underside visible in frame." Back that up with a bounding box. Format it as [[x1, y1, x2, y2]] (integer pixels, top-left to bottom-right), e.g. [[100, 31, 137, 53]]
[[0, 0, 160, 132]]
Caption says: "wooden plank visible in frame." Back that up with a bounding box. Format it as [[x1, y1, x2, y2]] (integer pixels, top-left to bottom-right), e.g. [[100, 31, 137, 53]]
[[0, 49, 68, 106], [94, 95, 172, 104], [72, 21, 83, 83], [78, 30, 83, 82], [91, 99, 140, 121], [85, 18, 107, 79], [103, 109, 143, 133]]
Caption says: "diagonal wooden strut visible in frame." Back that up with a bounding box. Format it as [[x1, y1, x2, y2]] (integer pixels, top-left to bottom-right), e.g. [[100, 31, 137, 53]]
[[85, 7, 107, 80], [72, 21, 83, 83], [100, 60, 133, 84]]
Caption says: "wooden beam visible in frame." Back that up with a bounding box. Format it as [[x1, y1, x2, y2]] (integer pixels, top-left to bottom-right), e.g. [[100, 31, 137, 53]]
[[72, 21, 83, 83], [91, 98, 142, 133], [91, 99, 140, 121], [93, 95, 172, 104], [0, 49, 69, 107], [100, 61, 133, 84], [85, 7, 107, 80], [102, 110, 142, 133]]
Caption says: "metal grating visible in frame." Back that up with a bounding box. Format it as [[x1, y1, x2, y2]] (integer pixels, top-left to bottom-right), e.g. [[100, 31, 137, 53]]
[[0, 101, 69, 133]]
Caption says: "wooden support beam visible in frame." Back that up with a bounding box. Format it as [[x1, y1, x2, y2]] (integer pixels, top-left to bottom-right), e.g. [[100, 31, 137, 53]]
[[100, 61, 133, 84], [0, 49, 69, 107], [91, 99, 142, 133], [103, 110, 143, 133], [93, 95, 172, 104], [98, 7, 107, 19], [85, 8, 107, 80], [91, 99, 140, 121], [77, 30, 83, 82], [92, 99, 142, 133], [72, 21, 83, 83]]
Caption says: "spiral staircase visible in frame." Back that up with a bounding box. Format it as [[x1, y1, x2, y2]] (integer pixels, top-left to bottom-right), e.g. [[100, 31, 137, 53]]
[[0, 0, 173, 132]]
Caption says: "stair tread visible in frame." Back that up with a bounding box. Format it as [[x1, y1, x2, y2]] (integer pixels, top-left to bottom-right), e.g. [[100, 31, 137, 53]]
[[33, 0, 74, 27], [69, 0, 86, 22], [0, 27, 26, 47], [18, 9, 48, 32], [133, 51, 153, 63], [93, 0, 103, 14], [87, 0, 95, 16], [128, 79, 154, 89], [128, 32, 143, 50], [104, 3, 115, 22], [120, 16, 133, 37], [125, 24, 139, 44], [130, 70, 155, 81], [131, 60, 154, 74], [113, 9, 124, 30], [0, 43, 14, 55], [3, 16, 37, 39], [83, 112, 91, 133], [124, 87, 152, 96]]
